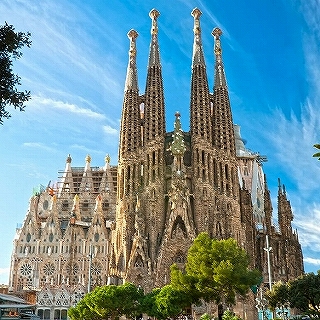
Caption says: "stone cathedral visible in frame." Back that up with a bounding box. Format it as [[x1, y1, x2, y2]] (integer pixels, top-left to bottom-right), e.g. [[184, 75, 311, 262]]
[[8, 8, 303, 320]]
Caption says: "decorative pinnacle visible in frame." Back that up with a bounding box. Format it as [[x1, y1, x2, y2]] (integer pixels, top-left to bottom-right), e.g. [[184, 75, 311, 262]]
[[66, 154, 72, 163], [127, 29, 138, 58], [191, 8, 202, 35], [212, 27, 222, 55], [212, 27, 222, 38], [174, 112, 182, 131], [149, 9, 160, 35]]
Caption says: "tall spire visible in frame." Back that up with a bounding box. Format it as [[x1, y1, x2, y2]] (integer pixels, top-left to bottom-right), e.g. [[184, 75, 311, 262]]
[[143, 8, 165, 143], [119, 29, 141, 159], [277, 178, 293, 238], [189, 8, 211, 142], [211, 27, 235, 155], [125, 29, 139, 91]]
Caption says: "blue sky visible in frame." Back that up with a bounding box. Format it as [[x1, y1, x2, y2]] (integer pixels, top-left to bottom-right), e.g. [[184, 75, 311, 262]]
[[0, 0, 319, 284]]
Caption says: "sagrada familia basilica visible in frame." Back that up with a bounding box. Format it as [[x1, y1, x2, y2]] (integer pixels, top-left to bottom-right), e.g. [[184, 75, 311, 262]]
[[7, 8, 304, 320]]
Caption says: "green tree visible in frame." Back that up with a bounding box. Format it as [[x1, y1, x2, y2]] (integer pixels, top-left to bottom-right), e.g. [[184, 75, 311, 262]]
[[171, 233, 261, 307], [0, 22, 31, 124], [68, 298, 98, 320], [265, 281, 290, 319], [288, 271, 320, 318], [222, 310, 242, 320], [199, 313, 212, 320], [68, 282, 144, 320], [142, 284, 192, 320], [313, 144, 320, 160]]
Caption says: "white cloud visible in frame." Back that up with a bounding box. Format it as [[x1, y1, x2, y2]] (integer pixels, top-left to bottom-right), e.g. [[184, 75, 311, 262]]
[[260, 0, 320, 266], [30, 96, 106, 119], [0, 0, 125, 111], [294, 207, 320, 251], [266, 101, 320, 193], [103, 125, 118, 135], [265, 102, 320, 257], [303, 257, 320, 267], [23, 142, 56, 152]]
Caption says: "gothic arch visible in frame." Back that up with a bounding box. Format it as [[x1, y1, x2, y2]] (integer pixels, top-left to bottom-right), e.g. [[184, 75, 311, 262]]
[[171, 216, 187, 239]]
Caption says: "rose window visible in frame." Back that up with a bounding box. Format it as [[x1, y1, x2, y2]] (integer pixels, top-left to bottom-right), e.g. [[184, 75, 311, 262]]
[[43, 262, 55, 276], [20, 263, 32, 276], [91, 262, 102, 275], [66, 262, 80, 275]]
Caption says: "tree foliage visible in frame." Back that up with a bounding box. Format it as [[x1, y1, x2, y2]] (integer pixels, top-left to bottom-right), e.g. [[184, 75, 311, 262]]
[[142, 284, 192, 320], [288, 271, 320, 317], [265, 271, 320, 318], [266, 281, 289, 311], [68, 234, 262, 320], [170, 233, 261, 305], [266, 281, 290, 319], [313, 144, 320, 160], [0, 22, 31, 124], [222, 310, 242, 320], [68, 282, 144, 320]]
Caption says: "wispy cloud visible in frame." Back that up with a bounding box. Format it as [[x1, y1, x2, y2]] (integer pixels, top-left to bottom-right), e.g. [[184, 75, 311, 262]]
[[262, 0, 320, 197], [264, 94, 320, 259], [303, 257, 320, 267], [257, 0, 320, 264], [40, 98, 106, 119], [27, 95, 106, 120], [23, 142, 56, 152], [103, 125, 118, 135], [294, 207, 320, 251], [1, 0, 125, 111], [266, 102, 320, 190]]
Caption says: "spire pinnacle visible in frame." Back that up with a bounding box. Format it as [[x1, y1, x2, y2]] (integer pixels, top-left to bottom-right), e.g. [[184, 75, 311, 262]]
[[125, 29, 139, 91], [171, 112, 186, 172], [149, 9, 160, 35], [191, 8, 205, 67], [191, 8, 202, 34], [278, 177, 282, 193], [148, 9, 161, 67], [212, 27, 227, 88], [212, 27, 222, 56], [171, 112, 186, 156], [85, 154, 91, 163]]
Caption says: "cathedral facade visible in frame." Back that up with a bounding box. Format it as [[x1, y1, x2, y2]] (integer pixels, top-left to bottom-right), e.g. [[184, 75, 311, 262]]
[[8, 8, 303, 320]]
